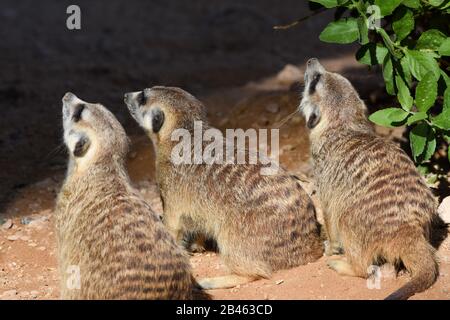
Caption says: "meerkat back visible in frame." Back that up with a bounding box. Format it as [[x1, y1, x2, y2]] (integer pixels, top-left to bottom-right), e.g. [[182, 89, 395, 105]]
[[124, 86, 323, 290], [56, 92, 207, 300]]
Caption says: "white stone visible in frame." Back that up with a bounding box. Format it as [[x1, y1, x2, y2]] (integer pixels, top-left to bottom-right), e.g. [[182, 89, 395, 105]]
[[438, 196, 450, 224]]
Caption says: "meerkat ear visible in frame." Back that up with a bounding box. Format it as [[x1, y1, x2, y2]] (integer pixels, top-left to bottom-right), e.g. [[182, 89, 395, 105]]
[[73, 135, 91, 157], [151, 107, 165, 133]]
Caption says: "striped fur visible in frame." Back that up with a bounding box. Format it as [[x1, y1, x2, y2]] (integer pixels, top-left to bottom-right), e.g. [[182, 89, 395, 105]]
[[125, 87, 323, 288], [56, 93, 206, 299], [300, 59, 439, 300]]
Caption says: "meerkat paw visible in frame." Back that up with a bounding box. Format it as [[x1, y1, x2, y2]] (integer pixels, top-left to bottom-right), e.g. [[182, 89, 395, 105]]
[[324, 240, 344, 256], [327, 258, 358, 277], [198, 275, 254, 290], [189, 242, 206, 253]]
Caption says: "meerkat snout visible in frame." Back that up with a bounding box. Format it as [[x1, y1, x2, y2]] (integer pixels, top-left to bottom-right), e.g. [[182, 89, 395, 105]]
[[62, 92, 92, 158], [124, 90, 165, 133], [299, 59, 324, 129]]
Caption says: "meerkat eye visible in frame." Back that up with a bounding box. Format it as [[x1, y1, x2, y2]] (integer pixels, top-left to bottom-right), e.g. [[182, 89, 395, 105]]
[[73, 136, 91, 157], [151, 108, 165, 133], [72, 104, 86, 122], [308, 73, 322, 94], [137, 92, 147, 106]]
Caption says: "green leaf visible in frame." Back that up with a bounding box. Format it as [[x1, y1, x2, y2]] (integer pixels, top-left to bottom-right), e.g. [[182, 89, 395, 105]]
[[410, 123, 435, 162], [392, 7, 414, 41], [357, 17, 369, 44], [429, 0, 445, 6], [378, 28, 400, 58], [439, 38, 450, 56], [369, 108, 409, 127], [416, 29, 446, 51], [309, 0, 339, 8], [319, 18, 360, 44], [374, 0, 402, 16], [405, 49, 440, 81], [383, 55, 395, 95], [356, 43, 388, 65], [415, 72, 438, 112], [395, 75, 413, 110], [400, 57, 412, 86], [422, 130, 436, 162], [431, 88, 450, 130], [417, 164, 430, 175], [402, 0, 421, 9], [441, 69, 450, 87], [407, 112, 428, 125]]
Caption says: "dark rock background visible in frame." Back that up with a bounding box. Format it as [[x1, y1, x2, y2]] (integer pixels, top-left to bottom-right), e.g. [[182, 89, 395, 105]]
[[0, 0, 354, 209]]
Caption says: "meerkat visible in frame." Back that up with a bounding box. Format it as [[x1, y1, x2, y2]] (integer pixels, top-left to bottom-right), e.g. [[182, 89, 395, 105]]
[[56, 92, 208, 299], [300, 58, 439, 300], [123, 86, 323, 290]]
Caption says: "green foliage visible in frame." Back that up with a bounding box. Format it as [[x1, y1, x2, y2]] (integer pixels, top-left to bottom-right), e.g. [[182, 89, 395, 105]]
[[311, 0, 450, 165]]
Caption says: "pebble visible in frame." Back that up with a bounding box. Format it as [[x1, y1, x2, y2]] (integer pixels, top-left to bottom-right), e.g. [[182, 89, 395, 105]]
[[21, 217, 33, 225], [276, 64, 302, 84], [438, 196, 450, 224], [1, 219, 13, 230], [19, 235, 30, 241], [275, 279, 284, 285], [6, 235, 20, 241], [37, 246, 46, 251]]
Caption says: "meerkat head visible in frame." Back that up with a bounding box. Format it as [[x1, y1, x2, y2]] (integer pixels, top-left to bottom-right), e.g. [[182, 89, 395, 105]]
[[62, 92, 129, 171], [299, 58, 369, 133], [124, 86, 206, 145]]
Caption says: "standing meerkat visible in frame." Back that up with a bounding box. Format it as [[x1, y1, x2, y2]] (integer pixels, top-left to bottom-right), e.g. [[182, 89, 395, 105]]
[[56, 92, 207, 299], [300, 58, 439, 300], [124, 86, 323, 289]]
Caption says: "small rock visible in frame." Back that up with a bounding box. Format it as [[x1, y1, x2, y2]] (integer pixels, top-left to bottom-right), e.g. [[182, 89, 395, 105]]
[[19, 235, 30, 241], [275, 279, 284, 285], [21, 217, 33, 225], [6, 235, 19, 241], [438, 196, 450, 224], [37, 246, 46, 251], [276, 64, 303, 84], [28, 216, 49, 229], [1, 219, 13, 230], [30, 290, 39, 298]]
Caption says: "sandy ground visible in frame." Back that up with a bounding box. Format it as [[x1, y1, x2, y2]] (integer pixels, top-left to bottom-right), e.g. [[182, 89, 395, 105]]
[[0, 1, 448, 300], [0, 61, 449, 300]]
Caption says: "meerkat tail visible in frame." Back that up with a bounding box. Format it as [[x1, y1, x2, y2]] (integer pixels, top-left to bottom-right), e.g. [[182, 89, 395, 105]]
[[198, 275, 255, 290], [385, 239, 438, 300]]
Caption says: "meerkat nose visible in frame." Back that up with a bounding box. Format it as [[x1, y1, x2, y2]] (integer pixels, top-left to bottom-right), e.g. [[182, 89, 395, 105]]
[[307, 58, 318, 66], [63, 92, 77, 103], [306, 58, 325, 73]]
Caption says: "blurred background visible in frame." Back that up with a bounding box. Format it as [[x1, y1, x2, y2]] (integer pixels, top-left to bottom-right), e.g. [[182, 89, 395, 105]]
[[0, 0, 360, 209]]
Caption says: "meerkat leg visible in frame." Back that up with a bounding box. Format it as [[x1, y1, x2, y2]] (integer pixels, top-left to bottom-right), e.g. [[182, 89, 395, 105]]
[[198, 275, 255, 290], [323, 213, 343, 256], [189, 234, 207, 253], [327, 256, 367, 278]]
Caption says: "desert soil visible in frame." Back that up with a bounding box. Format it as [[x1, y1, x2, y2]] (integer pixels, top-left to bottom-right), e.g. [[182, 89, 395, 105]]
[[1, 60, 449, 300]]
